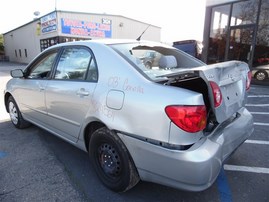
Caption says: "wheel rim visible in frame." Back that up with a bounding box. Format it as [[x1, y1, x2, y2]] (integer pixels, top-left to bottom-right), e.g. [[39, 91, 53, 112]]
[[98, 143, 122, 178], [9, 102, 18, 125], [256, 72, 266, 81]]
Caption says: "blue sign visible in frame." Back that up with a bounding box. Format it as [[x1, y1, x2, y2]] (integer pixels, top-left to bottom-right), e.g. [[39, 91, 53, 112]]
[[61, 18, 112, 38], [41, 12, 57, 34]]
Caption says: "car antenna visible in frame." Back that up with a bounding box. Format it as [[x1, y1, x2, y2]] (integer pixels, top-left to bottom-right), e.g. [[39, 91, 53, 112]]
[[136, 24, 150, 41]]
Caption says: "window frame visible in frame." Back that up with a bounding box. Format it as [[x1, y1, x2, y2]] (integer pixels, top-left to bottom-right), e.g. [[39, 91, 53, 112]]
[[24, 48, 60, 80], [51, 45, 99, 82]]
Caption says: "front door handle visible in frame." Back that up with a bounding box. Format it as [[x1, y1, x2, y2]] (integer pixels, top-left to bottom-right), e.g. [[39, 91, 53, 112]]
[[76, 88, 89, 96]]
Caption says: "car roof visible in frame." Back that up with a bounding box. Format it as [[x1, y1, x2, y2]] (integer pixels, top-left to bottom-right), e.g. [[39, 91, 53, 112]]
[[53, 39, 143, 47], [45, 39, 168, 51]]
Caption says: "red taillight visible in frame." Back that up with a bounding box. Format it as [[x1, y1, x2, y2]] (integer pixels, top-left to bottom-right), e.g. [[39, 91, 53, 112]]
[[210, 81, 222, 108], [165, 105, 207, 133], [246, 71, 252, 91]]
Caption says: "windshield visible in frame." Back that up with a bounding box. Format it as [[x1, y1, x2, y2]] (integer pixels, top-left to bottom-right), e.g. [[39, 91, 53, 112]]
[[109, 42, 205, 81]]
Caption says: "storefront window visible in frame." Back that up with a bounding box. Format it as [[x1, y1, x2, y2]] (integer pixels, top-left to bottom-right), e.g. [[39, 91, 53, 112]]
[[231, 0, 258, 26], [253, 0, 269, 68], [206, 0, 269, 81], [228, 27, 254, 62], [208, 4, 231, 64], [206, 0, 265, 65], [40, 37, 59, 52]]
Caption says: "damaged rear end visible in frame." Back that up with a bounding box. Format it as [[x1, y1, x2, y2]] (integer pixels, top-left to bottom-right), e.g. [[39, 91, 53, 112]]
[[145, 60, 254, 190], [164, 60, 253, 135], [110, 42, 254, 191]]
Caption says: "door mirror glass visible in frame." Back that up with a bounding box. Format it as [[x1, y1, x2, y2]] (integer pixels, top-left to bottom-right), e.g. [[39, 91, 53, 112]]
[[10, 69, 24, 78]]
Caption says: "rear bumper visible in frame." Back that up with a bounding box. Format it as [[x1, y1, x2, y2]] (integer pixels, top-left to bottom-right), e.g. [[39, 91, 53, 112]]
[[119, 107, 253, 191]]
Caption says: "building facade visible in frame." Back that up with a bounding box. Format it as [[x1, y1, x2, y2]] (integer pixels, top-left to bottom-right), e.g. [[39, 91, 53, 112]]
[[4, 10, 161, 63], [203, 0, 269, 69]]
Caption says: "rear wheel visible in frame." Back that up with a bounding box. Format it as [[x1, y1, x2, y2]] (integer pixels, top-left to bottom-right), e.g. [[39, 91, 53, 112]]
[[254, 70, 268, 81], [7, 96, 31, 129], [89, 127, 139, 192]]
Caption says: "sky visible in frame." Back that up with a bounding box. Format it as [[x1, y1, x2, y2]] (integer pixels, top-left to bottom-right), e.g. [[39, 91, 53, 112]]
[[0, 0, 206, 43]]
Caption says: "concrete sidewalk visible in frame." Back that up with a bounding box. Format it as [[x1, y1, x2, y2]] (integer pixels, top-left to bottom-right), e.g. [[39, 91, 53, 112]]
[[0, 61, 27, 72], [0, 61, 28, 120]]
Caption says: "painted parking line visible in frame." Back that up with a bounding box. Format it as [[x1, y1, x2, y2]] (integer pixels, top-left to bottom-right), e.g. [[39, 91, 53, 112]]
[[217, 168, 232, 202], [248, 95, 269, 98], [224, 165, 269, 174], [245, 140, 269, 145], [254, 122, 269, 126], [246, 104, 269, 107], [250, 111, 269, 115]]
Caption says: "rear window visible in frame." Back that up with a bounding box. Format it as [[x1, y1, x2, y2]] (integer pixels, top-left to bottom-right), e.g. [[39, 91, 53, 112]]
[[109, 42, 205, 81]]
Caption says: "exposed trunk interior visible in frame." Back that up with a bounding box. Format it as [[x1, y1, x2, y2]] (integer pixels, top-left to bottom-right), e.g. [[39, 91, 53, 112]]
[[166, 76, 218, 133]]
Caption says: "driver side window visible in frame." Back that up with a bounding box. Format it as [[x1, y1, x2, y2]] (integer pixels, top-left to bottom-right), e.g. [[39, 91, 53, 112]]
[[28, 51, 58, 79]]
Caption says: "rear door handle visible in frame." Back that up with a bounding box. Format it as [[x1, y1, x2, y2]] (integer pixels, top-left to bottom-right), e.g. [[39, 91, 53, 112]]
[[76, 88, 89, 96]]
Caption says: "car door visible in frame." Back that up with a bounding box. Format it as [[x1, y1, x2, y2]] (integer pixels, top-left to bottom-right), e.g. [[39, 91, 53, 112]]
[[45, 46, 98, 142], [17, 49, 59, 126]]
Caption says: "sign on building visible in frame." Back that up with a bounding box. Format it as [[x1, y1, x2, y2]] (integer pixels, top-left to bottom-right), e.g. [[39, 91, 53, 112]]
[[41, 12, 57, 34], [61, 18, 112, 38]]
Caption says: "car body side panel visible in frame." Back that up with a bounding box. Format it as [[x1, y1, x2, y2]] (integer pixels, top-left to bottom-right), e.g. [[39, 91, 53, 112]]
[[45, 80, 97, 140], [79, 43, 205, 144], [6, 78, 49, 125]]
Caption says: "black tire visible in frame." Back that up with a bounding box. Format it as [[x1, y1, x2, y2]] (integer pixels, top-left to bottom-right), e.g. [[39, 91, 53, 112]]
[[89, 127, 140, 192], [254, 70, 268, 81], [7, 96, 31, 129]]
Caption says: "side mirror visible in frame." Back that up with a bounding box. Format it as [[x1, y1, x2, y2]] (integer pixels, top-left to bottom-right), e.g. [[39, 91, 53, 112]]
[[10, 69, 24, 78]]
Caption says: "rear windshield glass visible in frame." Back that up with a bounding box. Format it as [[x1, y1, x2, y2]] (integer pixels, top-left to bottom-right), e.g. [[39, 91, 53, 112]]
[[109, 42, 205, 81]]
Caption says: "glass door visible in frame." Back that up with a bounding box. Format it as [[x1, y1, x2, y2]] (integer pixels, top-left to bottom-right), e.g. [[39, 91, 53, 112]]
[[227, 25, 255, 66]]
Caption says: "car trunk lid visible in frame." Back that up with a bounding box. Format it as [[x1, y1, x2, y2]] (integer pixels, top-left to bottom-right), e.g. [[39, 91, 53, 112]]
[[193, 60, 250, 123], [161, 60, 250, 124]]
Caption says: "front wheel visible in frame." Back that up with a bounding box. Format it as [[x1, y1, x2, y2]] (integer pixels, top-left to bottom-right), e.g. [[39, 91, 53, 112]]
[[7, 96, 31, 129], [89, 127, 140, 192]]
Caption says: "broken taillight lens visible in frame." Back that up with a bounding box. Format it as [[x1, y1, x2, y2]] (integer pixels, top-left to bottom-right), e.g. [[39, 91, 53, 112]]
[[210, 81, 222, 108], [165, 105, 207, 133], [246, 71, 252, 91]]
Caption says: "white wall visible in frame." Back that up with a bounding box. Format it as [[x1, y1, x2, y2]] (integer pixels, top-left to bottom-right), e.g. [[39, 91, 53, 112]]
[[4, 11, 161, 63], [57, 11, 161, 42], [206, 0, 241, 6], [4, 21, 42, 63], [111, 16, 160, 41]]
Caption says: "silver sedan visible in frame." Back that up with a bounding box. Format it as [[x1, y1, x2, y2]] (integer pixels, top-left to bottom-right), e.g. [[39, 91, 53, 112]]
[[4, 39, 253, 192]]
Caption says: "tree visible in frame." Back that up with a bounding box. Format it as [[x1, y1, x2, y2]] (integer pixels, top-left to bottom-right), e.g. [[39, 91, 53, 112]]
[[238, 0, 269, 46]]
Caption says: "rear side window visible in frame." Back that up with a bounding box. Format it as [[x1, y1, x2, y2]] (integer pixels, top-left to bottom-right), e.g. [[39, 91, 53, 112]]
[[54, 47, 97, 81], [110, 42, 204, 81]]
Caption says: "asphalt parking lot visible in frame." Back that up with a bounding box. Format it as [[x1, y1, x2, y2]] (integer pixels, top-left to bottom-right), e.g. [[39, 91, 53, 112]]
[[0, 62, 268, 202]]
